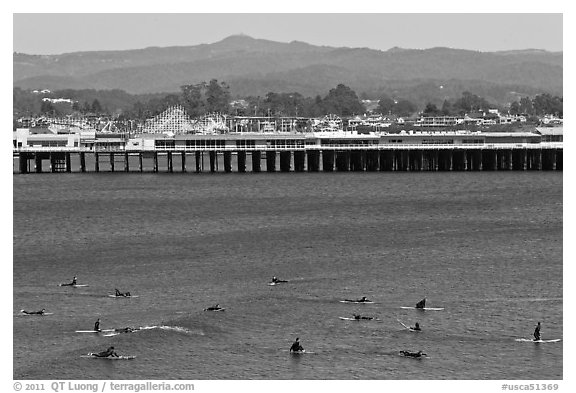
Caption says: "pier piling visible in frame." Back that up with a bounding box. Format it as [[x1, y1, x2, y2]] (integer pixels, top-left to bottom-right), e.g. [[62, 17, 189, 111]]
[[34, 154, 42, 173], [294, 151, 305, 172], [266, 151, 276, 172], [237, 151, 246, 173], [280, 151, 291, 172], [252, 151, 261, 172], [209, 151, 216, 173], [167, 152, 173, 173], [224, 151, 232, 173]]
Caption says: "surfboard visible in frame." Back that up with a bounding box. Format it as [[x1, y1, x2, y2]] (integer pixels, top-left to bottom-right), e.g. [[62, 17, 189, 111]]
[[339, 300, 374, 304], [20, 310, 54, 316], [290, 350, 315, 354], [75, 329, 115, 333], [515, 338, 561, 343], [59, 284, 89, 287], [397, 319, 422, 331], [108, 295, 139, 298], [81, 354, 136, 360], [399, 352, 429, 359], [339, 316, 376, 321], [268, 281, 288, 286], [400, 306, 444, 311], [204, 308, 225, 312]]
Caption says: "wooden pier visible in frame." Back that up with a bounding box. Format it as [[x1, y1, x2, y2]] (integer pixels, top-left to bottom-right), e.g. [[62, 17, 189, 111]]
[[14, 146, 562, 174]]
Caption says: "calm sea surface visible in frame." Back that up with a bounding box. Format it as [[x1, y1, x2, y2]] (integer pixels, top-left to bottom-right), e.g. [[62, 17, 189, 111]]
[[13, 172, 562, 379]]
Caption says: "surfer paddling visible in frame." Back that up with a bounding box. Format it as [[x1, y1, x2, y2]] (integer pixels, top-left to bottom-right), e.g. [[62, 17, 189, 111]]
[[114, 327, 136, 333], [290, 337, 304, 353], [415, 298, 426, 309], [271, 276, 288, 284], [91, 346, 119, 358], [352, 313, 374, 320], [345, 296, 371, 303], [533, 322, 541, 341], [115, 289, 131, 297], [204, 304, 224, 311], [400, 350, 426, 359], [21, 309, 46, 315]]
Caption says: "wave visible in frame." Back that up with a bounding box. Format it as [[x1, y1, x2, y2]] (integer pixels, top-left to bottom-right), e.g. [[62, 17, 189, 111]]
[[156, 325, 204, 335]]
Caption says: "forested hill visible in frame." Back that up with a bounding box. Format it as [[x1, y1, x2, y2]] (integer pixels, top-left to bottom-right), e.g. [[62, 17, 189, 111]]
[[14, 35, 562, 103]]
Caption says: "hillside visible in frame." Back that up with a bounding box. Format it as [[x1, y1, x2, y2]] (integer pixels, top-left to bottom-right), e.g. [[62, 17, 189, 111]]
[[13, 35, 562, 106]]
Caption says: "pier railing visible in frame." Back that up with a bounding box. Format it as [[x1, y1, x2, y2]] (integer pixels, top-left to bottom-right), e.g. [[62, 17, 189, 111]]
[[13, 142, 562, 154]]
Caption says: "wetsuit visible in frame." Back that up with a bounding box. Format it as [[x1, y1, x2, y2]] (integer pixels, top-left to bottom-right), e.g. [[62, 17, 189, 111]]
[[401, 350, 424, 358], [94, 320, 101, 332], [94, 348, 118, 358], [534, 325, 541, 341], [290, 341, 303, 352], [22, 310, 44, 315]]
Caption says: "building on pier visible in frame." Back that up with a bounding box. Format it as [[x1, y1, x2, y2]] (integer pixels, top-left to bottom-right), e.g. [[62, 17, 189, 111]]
[[14, 127, 562, 152]]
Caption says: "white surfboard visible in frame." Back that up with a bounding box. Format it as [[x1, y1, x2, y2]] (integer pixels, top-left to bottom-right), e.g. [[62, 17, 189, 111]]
[[396, 319, 420, 331], [20, 311, 54, 316], [339, 316, 376, 321], [59, 284, 89, 287], [340, 300, 374, 304], [515, 338, 561, 343], [108, 295, 139, 298], [81, 353, 136, 360], [75, 329, 115, 333]]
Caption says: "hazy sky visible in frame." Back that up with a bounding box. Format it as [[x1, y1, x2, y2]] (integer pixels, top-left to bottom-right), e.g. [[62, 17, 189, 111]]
[[13, 13, 563, 55]]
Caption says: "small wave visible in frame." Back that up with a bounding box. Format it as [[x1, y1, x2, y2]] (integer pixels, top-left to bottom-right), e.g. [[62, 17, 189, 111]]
[[157, 325, 204, 335]]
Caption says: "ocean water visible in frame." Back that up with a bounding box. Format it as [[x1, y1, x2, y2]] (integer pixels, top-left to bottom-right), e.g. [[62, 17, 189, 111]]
[[13, 172, 562, 379]]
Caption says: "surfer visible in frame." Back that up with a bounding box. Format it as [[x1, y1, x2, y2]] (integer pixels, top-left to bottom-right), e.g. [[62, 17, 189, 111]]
[[345, 296, 370, 303], [21, 309, 45, 315], [204, 304, 223, 311], [352, 313, 374, 320], [114, 327, 136, 333], [411, 322, 421, 331], [415, 298, 426, 309], [94, 318, 101, 332], [61, 276, 78, 286], [290, 337, 304, 352], [533, 322, 541, 341], [115, 289, 131, 297], [400, 350, 426, 358], [92, 346, 119, 358]]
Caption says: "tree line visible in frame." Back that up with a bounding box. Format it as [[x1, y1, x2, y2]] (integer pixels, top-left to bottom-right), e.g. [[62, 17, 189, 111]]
[[14, 82, 562, 123]]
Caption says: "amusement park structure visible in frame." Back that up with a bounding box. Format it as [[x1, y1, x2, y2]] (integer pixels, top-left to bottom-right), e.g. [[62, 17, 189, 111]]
[[140, 105, 197, 134]]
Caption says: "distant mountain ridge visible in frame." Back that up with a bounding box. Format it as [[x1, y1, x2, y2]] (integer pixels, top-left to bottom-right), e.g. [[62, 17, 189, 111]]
[[13, 35, 562, 106]]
